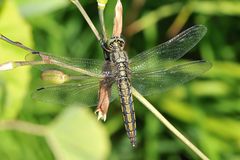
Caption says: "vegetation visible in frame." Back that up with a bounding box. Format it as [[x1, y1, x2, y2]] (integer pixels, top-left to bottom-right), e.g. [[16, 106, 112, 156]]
[[0, 0, 239, 159]]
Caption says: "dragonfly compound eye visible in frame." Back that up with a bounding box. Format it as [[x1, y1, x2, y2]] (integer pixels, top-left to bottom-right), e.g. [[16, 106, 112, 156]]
[[108, 38, 117, 50], [117, 38, 125, 49]]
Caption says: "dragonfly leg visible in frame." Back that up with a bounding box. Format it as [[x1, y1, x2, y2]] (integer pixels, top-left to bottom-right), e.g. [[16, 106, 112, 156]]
[[100, 39, 111, 61]]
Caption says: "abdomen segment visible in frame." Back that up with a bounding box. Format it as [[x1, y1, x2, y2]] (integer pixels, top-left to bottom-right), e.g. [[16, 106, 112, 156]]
[[117, 73, 137, 147]]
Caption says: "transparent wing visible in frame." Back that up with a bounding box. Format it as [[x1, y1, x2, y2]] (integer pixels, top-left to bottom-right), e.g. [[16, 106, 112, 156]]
[[25, 52, 105, 76], [32, 77, 119, 106], [131, 60, 211, 95], [130, 25, 207, 73]]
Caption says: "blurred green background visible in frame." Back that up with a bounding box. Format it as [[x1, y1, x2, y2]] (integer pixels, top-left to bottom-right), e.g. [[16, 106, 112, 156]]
[[0, 0, 240, 160]]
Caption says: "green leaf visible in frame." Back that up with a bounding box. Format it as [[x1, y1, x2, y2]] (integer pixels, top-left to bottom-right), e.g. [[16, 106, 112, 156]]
[[189, 1, 240, 16], [0, 0, 32, 119], [16, 0, 69, 17], [46, 107, 110, 160]]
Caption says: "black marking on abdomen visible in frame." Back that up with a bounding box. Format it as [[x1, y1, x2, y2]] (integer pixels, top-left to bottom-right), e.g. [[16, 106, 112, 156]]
[[116, 63, 137, 147]]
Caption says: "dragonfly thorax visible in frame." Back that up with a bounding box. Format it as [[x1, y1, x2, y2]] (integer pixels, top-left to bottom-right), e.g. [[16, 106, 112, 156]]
[[110, 50, 128, 64], [108, 37, 128, 64]]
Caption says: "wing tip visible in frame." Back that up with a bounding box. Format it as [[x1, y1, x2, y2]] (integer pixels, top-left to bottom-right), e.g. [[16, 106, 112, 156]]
[[193, 24, 208, 36], [194, 60, 212, 72], [202, 60, 212, 70]]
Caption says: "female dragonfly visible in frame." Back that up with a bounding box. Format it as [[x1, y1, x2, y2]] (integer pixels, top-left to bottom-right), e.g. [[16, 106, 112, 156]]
[[0, 1, 211, 147]]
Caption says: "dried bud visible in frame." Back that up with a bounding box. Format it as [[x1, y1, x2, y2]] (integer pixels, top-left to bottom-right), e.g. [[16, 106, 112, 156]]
[[97, 0, 108, 9], [0, 62, 16, 71], [95, 80, 111, 121], [112, 0, 123, 37], [41, 70, 69, 84]]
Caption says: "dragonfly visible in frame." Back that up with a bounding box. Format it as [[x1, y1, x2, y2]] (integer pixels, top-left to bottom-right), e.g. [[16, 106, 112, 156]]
[[0, 0, 211, 147]]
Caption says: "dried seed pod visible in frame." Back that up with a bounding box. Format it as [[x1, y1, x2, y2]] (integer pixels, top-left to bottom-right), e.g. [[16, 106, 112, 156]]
[[41, 70, 69, 84], [97, 0, 108, 9], [112, 0, 123, 37], [0, 62, 16, 71]]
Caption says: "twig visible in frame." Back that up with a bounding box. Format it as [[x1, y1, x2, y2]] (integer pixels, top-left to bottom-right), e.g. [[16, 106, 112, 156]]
[[167, 4, 192, 37], [132, 87, 209, 160], [0, 120, 47, 136], [97, 0, 108, 41], [0, 120, 65, 160], [46, 134, 66, 160], [70, 0, 101, 41]]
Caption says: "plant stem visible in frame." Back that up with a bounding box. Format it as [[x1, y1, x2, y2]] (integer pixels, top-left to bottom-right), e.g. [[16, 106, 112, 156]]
[[0, 120, 47, 136], [125, 3, 182, 37], [46, 134, 66, 160], [132, 87, 209, 160], [70, 0, 101, 41]]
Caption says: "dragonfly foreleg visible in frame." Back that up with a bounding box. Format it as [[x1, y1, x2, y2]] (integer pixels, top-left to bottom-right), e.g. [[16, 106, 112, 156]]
[[100, 39, 111, 61]]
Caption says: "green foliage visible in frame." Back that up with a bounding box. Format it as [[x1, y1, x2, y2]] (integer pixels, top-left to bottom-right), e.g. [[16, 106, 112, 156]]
[[47, 107, 110, 160], [16, 0, 69, 17], [0, 0, 239, 160], [0, 0, 32, 119]]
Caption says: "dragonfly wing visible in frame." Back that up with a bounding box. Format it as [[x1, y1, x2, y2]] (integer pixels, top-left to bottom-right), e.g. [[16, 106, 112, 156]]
[[32, 77, 118, 106], [131, 60, 211, 95], [109, 83, 119, 102], [130, 25, 207, 72], [25, 52, 105, 76]]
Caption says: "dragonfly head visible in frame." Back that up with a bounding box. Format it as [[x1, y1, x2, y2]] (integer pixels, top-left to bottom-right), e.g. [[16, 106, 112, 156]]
[[108, 36, 125, 51]]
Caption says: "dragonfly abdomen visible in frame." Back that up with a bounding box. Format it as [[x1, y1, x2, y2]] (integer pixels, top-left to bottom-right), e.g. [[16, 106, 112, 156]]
[[109, 41, 137, 146], [116, 62, 137, 147]]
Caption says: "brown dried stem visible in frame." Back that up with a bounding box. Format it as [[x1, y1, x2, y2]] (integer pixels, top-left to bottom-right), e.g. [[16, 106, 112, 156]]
[[112, 0, 123, 37]]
